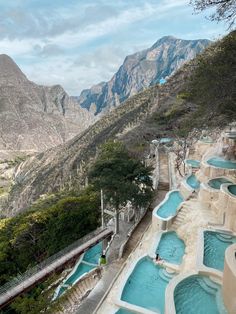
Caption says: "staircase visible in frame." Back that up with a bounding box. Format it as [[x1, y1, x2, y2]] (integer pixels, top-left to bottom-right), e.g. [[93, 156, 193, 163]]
[[158, 152, 169, 190], [172, 205, 189, 230], [59, 268, 102, 313]]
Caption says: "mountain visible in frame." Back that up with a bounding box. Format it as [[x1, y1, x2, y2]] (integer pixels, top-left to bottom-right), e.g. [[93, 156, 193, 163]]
[[76, 36, 211, 115], [3, 30, 236, 216], [0, 54, 94, 151]]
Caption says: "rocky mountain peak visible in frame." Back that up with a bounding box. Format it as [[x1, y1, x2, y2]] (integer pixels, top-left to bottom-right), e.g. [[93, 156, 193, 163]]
[[0, 54, 27, 84], [0, 55, 94, 151], [76, 36, 211, 115]]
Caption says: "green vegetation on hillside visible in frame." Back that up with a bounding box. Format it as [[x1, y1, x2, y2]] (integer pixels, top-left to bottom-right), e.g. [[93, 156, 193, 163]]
[[149, 31, 236, 135], [0, 188, 100, 285], [188, 30, 236, 122]]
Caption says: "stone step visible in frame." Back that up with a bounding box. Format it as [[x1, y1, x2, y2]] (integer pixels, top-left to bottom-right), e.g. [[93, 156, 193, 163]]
[[198, 277, 217, 295], [159, 268, 175, 282]]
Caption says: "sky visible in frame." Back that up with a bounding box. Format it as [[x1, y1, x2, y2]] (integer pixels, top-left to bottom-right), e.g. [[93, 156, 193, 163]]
[[0, 0, 228, 95]]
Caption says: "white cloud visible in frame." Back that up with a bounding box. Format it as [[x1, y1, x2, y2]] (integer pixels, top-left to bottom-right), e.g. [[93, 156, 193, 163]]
[[0, 0, 227, 96]]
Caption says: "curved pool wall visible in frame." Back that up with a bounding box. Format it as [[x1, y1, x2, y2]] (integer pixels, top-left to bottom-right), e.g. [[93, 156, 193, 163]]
[[198, 177, 234, 210], [152, 190, 184, 231], [174, 274, 227, 314], [180, 174, 200, 199], [165, 270, 228, 314], [203, 230, 236, 272], [212, 183, 236, 231], [185, 159, 200, 169], [54, 242, 102, 298], [207, 157, 236, 169], [155, 231, 185, 265], [208, 177, 233, 190], [223, 243, 236, 314], [200, 156, 236, 180], [118, 255, 175, 314], [227, 184, 236, 196]]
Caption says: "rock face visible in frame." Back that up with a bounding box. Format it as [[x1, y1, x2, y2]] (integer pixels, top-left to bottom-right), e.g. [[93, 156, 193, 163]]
[[77, 36, 211, 115], [0, 54, 94, 151]]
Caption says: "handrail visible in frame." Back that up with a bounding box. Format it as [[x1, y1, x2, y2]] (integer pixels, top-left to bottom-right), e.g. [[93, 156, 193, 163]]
[[0, 228, 111, 297]]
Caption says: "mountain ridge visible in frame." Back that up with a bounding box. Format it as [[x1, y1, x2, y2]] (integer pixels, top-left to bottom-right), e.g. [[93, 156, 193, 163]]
[[0, 54, 94, 151], [4, 31, 235, 216], [76, 36, 211, 115]]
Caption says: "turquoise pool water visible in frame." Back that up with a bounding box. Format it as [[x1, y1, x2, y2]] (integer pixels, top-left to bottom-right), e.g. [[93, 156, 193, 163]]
[[83, 242, 103, 264], [200, 137, 214, 143], [208, 178, 233, 189], [160, 137, 173, 144], [186, 174, 200, 189], [115, 309, 134, 314], [156, 232, 185, 265], [228, 184, 236, 196], [174, 275, 227, 314], [185, 159, 200, 168], [204, 231, 236, 271], [155, 191, 183, 219], [56, 242, 102, 297], [207, 157, 236, 169], [121, 256, 175, 313]]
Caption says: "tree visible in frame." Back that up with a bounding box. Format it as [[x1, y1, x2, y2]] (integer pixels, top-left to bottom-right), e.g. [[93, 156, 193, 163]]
[[173, 120, 200, 177], [190, 0, 236, 28], [89, 141, 153, 233]]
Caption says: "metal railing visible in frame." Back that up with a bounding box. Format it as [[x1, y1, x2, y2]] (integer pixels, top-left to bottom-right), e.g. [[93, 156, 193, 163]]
[[0, 227, 109, 296]]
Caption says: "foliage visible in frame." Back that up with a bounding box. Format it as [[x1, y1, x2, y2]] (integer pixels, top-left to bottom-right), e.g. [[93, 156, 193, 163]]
[[7, 277, 62, 314], [0, 187, 100, 285], [89, 141, 153, 209], [187, 30, 236, 124], [190, 0, 236, 28], [89, 141, 153, 232]]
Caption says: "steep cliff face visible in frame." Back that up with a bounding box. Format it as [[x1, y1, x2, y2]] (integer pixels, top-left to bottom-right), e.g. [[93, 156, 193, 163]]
[[77, 36, 211, 114], [0, 54, 94, 151]]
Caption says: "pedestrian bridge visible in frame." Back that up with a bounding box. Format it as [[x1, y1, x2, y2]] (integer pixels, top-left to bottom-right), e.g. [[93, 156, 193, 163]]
[[0, 227, 113, 309]]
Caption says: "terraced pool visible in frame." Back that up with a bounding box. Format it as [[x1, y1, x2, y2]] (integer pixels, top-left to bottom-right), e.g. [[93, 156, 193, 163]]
[[156, 232, 185, 265], [121, 256, 175, 313], [174, 275, 227, 314], [203, 231, 236, 271]]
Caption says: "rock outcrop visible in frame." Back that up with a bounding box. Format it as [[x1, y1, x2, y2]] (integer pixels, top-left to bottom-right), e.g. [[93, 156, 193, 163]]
[[76, 36, 211, 114], [0, 54, 94, 151]]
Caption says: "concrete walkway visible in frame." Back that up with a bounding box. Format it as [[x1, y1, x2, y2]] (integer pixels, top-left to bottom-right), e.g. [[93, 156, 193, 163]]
[[74, 192, 167, 314], [71, 211, 155, 314]]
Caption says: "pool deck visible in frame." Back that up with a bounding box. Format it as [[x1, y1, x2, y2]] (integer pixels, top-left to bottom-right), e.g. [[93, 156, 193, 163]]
[[95, 172, 225, 313], [73, 192, 167, 314]]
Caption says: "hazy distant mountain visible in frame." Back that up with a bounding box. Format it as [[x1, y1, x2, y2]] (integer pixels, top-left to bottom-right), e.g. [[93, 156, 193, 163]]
[[76, 36, 211, 115], [0, 54, 94, 151]]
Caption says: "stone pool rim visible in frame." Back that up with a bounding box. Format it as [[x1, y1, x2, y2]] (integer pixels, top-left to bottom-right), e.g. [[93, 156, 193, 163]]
[[150, 231, 186, 266], [184, 159, 201, 168], [205, 156, 236, 170], [206, 176, 234, 190], [184, 173, 200, 192], [54, 253, 85, 299], [165, 270, 224, 314], [54, 242, 101, 299], [152, 190, 184, 222], [115, 254, 161, 314], [196, 228, 236, 279], [226, 184, 236, 198]]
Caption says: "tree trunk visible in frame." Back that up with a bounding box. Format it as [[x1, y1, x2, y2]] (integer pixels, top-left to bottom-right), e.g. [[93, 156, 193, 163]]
[[115, 208, 119, 234]]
